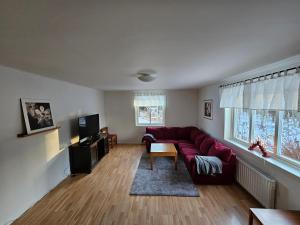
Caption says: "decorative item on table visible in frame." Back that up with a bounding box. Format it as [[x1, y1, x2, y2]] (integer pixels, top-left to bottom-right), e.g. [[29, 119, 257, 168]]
[[21, 98, 56, 134], [248, 137, 269, 157]]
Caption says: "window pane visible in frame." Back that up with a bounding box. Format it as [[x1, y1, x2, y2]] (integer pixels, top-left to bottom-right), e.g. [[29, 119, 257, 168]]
[[150, 106, 164, 124], [137, 106, 150, 124], [252, 110, 276, 152], [279, 111, 300, 162], [233, 108, 250, 142]]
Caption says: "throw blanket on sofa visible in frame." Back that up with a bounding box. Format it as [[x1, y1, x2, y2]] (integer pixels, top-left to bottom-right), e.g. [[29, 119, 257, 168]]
[[195, 155, 222, 175], [142, 133, 157, 143]]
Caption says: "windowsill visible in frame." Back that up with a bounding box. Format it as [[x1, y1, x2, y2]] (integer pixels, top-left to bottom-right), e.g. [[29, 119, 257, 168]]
[[136, 124, 165, 127], [225, 138, 300, 179]]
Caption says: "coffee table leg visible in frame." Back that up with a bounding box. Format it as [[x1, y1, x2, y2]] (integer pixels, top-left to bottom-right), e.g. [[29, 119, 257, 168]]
[[150, 155, 153, 170], [174, 155, 178, 170], [248, 209, 253, 225]]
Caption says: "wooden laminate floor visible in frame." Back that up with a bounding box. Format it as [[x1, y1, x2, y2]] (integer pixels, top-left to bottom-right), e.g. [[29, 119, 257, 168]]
[[13, 144, 261, 225]]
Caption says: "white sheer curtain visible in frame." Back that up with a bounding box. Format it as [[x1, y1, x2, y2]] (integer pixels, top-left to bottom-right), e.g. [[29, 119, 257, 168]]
[[220, 71, 300, 110], [134, 91, 166, 107], [219, 84, 244, 108], [246, 73, 300, 110]]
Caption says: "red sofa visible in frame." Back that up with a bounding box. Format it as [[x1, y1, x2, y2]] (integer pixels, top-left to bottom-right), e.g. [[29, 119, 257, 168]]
[[143, 126, 236, 184]]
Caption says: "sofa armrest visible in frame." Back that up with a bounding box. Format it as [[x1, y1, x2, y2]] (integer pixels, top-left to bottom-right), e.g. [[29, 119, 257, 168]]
[[142, 133, 157, 152], [142, 133, 156, 142], [189, 156, 235, 177], [221, 160, 236, 179]]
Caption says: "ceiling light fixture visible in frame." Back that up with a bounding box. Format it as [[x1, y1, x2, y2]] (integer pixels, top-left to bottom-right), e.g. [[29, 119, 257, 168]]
[[136, 71, 157, 82]]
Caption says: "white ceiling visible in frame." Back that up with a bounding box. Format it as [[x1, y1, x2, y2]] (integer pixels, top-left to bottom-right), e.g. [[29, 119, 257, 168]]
[[0, 0, 300, 90]]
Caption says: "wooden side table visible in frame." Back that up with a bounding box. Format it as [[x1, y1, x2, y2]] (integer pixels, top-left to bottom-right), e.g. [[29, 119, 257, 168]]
[[249, 208, 300, 225]]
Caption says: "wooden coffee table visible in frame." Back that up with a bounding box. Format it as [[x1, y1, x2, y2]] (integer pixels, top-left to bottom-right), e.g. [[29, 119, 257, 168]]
[[150, 143, 178, 170], [249, 208, 300, 225]]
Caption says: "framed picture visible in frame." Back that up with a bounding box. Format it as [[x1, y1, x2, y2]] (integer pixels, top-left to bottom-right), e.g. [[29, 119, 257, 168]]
[[21, 98, 56, 134], [203, 99, 213, 120]]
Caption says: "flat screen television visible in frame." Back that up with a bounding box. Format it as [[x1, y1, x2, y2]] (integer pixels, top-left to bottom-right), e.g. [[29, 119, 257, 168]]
[[78, 114, 100, 141]]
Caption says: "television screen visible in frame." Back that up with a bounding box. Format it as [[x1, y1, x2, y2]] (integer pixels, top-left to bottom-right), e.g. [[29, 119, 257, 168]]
[[78, 114, 100, 140]]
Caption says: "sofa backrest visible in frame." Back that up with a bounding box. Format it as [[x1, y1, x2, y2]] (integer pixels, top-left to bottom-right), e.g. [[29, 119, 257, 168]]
[[189, 129, 202, 142], [146, 127, 166, 139], [207, 141, 236, 163], [199, 136, 215, 155], [194, 133, 207, 148], [175, 127, 195, 140], [146, 126, 199, 140]]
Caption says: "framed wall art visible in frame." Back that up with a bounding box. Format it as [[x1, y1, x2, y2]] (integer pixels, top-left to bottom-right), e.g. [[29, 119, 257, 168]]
[[21, 98, 56, 134], [203, 99, 213, 120]]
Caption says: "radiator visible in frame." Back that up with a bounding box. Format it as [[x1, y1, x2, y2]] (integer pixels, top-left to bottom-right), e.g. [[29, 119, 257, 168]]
[[236, 157, 276, 208]]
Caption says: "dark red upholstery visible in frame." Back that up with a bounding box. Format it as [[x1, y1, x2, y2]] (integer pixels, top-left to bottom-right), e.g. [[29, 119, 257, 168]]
[[145, 126, 198, 150], [208, 142, 233, 162], [155, 139, 192, 145], [143, 126, 236, 184], [177, 142, 195, 150], [194, 133, 207, 148], [146, 127, 166, 139], [190, 129, 201, 142], [183, 154, 236, 184], [175, 127, 192, 140], [199, 137, 215, 155]]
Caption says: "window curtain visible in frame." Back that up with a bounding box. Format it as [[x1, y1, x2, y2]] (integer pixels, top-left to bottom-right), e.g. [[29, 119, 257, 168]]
[[134, 91, 166, 107], [219, 84, 244, 108], [220, 71, 300, 111]]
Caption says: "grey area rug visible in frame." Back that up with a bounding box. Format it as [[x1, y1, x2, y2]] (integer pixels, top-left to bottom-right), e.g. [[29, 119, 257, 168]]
[[130, 152, 199, 197]]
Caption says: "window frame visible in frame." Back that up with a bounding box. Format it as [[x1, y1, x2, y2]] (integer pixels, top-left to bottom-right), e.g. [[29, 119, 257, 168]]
[[226, 108, 300, 167]]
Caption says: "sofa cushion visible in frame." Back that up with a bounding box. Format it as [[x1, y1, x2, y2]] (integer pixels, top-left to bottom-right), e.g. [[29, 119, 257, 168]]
[[155, 139, 179, 144], [208, 143, 232, 162], [178, 142, 194, 148], [146, 127, 166, 139], [177, 140, 193, 144], [194, 133, 207, 148], [147, 126, 200, 140], [190, 129, 201, 142], [184, 153, 196, 163], [175, 127, 191, 140], [165, 127, 177, 139], [183, 153, 197, 171], [199, 137, 215, 155], [180, 147, 199, 156]]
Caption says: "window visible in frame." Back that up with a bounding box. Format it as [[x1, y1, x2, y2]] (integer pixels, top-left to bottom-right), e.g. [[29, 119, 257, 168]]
[[279, 111, 300, 162], [233, 108, 250, 143], [227, 108, 300, 164], [134, 94, 166, 126], [136, 106, 164, 125], [221, 69, 300, 166], [252, 110, 276, 152]]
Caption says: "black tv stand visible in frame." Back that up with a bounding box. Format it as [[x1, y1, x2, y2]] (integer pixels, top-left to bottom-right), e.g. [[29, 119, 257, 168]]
[[68, 134, 109, 174]]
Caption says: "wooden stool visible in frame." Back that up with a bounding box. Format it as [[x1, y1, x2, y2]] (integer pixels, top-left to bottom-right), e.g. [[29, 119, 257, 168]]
[[100, 127, 117, 149]]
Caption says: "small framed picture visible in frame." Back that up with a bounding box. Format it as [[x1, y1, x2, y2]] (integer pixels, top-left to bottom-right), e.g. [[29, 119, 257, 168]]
[[203, 99, 213, 120], [21, 98, 56, 134]]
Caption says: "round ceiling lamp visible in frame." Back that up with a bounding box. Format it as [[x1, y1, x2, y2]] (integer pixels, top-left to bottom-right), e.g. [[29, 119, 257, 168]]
[[136, 71, 157, 82]]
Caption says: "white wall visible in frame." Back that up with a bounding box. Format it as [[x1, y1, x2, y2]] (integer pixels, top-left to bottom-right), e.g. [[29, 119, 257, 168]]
[[198, 83, 300, 210], [0, 65, 106, 225], [104, 90, 199, 143]]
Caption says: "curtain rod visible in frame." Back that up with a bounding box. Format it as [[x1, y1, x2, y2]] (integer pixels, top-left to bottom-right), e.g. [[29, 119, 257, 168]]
[[219, 66, 300, 88]]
